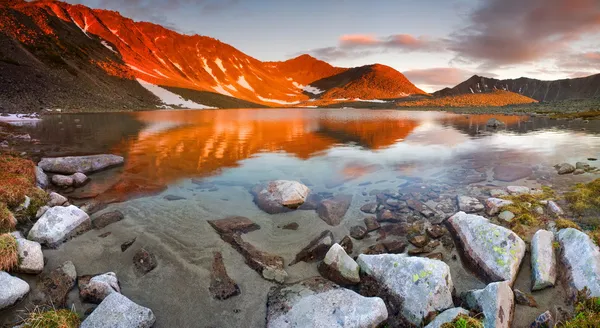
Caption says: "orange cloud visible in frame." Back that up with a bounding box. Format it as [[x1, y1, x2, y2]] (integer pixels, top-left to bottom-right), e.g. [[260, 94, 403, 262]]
[[340, 34, 378, 46]]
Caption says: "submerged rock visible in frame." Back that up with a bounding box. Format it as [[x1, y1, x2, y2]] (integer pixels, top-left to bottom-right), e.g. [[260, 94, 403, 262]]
[[493, 165, 532, 182], [531, 230, 556, 291], [557, 228, 600, 299], [486, 118, 505, 127], [457, 195, 484, 213], [39, 261, 77, 307], [350, 226, 368, 240], [0, 272, 29, 310], [39, 154, 124, 174], [357, 254, 454, 326], [79, 272, 121, 304], [72, 172, 89, 187], [318, 243, 360, 285], [424, 307, 469, 328], [209, 252, 240, 300], [221, 233, 287, 283], [133, 248, 157, 275], [557, 163, 575, 175], [15, 238, 44, 274], [28, 205, 91, 247], [447, 212, 525, 284], [207, 216, 260, 235], [462, 281, 514, 328], [80, 292, 155, 328], [317, 194, 352, 226], [266, 277, 387, 328], [93, 211, 124, 229], [290, 230, 334, 265], [252, 180, 310, 214]]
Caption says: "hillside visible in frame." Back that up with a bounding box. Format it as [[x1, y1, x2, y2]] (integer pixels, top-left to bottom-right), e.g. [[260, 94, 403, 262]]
[[434, 74, 600, 102], [398, 90, 537, 107], [0, 0, 425, 112]]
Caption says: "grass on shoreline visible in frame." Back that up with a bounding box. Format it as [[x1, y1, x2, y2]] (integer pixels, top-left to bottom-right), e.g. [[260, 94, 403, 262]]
[[21, 308, 80, 328], [0, 203, 16, 233], [0, 233, 18, 271]]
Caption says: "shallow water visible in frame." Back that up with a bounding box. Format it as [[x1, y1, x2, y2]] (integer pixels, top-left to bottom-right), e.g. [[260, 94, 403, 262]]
[[3, 108, 600, 327]]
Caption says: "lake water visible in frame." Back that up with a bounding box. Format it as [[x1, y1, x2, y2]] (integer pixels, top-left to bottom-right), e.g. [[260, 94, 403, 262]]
[[4, 108, 600, 327]]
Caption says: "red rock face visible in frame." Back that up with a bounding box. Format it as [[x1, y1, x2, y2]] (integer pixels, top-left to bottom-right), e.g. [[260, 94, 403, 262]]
[[0, 0, 426, 108]]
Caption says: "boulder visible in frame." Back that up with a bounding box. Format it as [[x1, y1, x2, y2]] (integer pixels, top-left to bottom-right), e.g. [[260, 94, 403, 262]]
[[39, 154, 124, 174], [47, 192, 68, 207], [28, 205, 91, 247], [557, 163, 575, 175], [493, 165, 532, 182], [133, 248, 157, 275], [576, 162, 590, 170], [35, 166, 48, 189], [556, 228, 600, 299], [506, 186, 532, 195], [15, 238, 44, 274], [221, 233, 287, 283], [79, 272, 121, 304], [462, 281, 514, 328], [487, 118, 505, 127], [317, 194, 352, 226], [407, 199, 436, 219], [357, 254, 454, 326], [93, 211, 125, 229], [252, 180, 310, 214], [531, 230, 556, 291], [266, 277, 387, 328], [80, 292, 155, 328], [51, 174, 74, 188], [0, 272, 29, 310], [485, 198, 513, 216], [447, 212, 526, 284], [424, 308, 469, 328], [72, 172, 89, 187], [457, 196, 484, 213], [290, 230, 334, 265], [318, 243, 360, 285], [207, 216, 260, 234], [209, 252, 240, 300], [39, 261, 76, 307]]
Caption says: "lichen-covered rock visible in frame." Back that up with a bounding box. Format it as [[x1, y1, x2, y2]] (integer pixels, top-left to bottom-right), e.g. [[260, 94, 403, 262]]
[[0, 272, 29, 310], [39, 154, 124, 174], [447, 212, 525, 284], [15, 238, 44, 274], [80, 292, 155, 328], [424, 307, 469, 328], [318, 243, 360, 285], [557, 228, 600, 299], [79, 272, 121, 304], [35, 166, 48, 189], [28, 205, 91, 247], [252, 180, 310, 214], [463, 281, 514, 328], [290, 230, 333, 265], [485, 198, 514, 216], [457, 196, 484, 213], [266, 277, 387, 328], [531, 230, 556, 291], [317, 194, 352, 226], [357, 254, 454, 326]]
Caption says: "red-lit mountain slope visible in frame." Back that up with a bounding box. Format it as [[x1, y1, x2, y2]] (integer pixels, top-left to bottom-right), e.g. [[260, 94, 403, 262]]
[[0, 0, 426, 112]]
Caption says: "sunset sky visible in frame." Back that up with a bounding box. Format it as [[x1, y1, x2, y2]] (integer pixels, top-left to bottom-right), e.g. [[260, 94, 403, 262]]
[[68, 0, 600, 92]]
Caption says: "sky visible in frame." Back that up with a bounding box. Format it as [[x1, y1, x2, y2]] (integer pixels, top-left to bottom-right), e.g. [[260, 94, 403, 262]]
[[68, 0, 600, 92]]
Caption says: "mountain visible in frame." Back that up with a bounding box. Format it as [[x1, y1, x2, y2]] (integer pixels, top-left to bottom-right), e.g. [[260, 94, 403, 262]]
[[0, 0, 426, 112], [398, 90, 537, 107], [434, 74, 600, 102]]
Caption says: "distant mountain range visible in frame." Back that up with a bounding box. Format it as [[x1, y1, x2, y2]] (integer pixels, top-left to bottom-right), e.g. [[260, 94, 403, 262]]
[[0, 0, 598, 112]]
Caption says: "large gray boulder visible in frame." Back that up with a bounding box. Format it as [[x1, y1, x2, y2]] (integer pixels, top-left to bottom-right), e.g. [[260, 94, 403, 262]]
[[447, 212, 525, 284], [557, 163, 575, 175], [15, 238, 44, 274], [424, 308, 469, 328], [80, 292, 155, 328], [318, 243, 360, 285], [39, 154, 124, 174], [252, 180, 310, 214], [357, 254, 454, 326], [266, 277, 387, 328], [0, 272, 30, 310], [557, 228, 600, 299], [28, 205, 91, 247], [463, 281, 514, 328], [531, 230, 556, 291]]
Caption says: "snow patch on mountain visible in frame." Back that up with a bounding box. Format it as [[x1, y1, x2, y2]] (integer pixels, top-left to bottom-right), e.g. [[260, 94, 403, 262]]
[[213, 85, 234, 97], [128, 65, 158, 78], [137, 79, 213, 109], [173, 62, 183, 71], [237, 76, 255, 92], [215, 58, 226, 73], [153, 69, 169, 78], [101, 41, 117, 54], [202, 58, 217, 81], [353, 98, 389, 103], [256, 95, 300, 105]]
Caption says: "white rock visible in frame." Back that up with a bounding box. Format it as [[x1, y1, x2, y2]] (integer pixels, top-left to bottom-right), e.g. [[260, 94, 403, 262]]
[[498, 210, 515, 223], [531, 230, 556, 291], [35, 166, 48, 189], [266, 277, 387, 328], [27, 205, 91, 247], [80, 292, 155, 328], [485, 198, 513, 216], [457, 196, 484, 213], [507, 186, 531, 195], [15, 239, 44, 274], [424, 307, 469, 328], [35, 205, 49, 219], [448, 212, 525, 284], [51, 174, 74, 188], [71, 172, 89, 187], [489, 189, 508, 198], [318, 243, 360, 285], [357, 254, 453, 326], [463, 281, 514, 328], [557, 228, 600, 299], [39, 154, 124, 175], [253, 180, 310, 214], [0, 272, 30, 310], [47, 192, 68, 207], [547, 201, 564, 217]]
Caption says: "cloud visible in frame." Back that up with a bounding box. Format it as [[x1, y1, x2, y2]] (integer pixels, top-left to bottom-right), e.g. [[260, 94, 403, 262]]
[[449, 0, 600, 69], [308, 33, 443, 61]]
